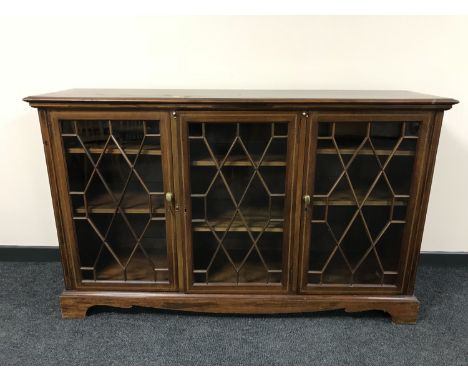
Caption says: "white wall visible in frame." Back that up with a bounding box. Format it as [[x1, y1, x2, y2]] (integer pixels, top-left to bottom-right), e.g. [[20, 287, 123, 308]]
[[0, 16, 466, 251]]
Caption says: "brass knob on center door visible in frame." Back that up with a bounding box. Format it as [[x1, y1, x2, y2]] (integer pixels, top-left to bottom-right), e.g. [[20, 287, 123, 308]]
[[303, 195, 311, 205]]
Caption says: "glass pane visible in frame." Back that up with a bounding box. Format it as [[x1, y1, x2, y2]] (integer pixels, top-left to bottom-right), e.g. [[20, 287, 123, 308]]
[[61, 119, 170, 284], [189, 121, 289, 286], [308, 120, 420, 286]]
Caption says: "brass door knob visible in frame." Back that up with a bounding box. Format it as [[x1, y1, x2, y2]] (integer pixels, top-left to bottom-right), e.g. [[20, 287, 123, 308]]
[[165, 192, 174, 203], [303, 195, 311, 205]]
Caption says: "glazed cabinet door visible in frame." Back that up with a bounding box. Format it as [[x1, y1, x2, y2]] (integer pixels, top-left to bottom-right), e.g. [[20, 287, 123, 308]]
[[49, 111, 177, 291], [177, 112, 300, 293], [299, 112, 432, 294]]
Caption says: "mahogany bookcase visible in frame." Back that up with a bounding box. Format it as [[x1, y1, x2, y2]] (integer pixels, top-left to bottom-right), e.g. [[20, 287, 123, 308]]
[[24, 89, 458, 323]]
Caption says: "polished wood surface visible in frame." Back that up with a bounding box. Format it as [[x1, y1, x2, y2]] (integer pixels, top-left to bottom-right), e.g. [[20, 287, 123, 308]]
[[25, 89, 456, 323], [60, 291, 420, 324], [25, 89, 458, 105]]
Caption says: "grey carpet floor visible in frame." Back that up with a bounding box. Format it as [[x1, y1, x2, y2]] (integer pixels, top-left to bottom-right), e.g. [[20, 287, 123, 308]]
[[0, 261, 466, 365]]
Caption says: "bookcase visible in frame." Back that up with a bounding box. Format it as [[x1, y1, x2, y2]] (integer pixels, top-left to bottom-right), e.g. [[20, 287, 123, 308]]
[[24, 89, 457, 323]]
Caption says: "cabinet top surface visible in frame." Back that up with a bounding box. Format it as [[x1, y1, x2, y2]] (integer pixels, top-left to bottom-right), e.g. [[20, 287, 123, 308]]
[[24, 88, 458, 106]]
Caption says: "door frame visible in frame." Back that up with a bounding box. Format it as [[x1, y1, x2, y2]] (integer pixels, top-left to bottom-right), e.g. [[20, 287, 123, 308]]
[[298, 111, 433, 294], [175, 111, 301, 294], [48, 110, 178, 291]]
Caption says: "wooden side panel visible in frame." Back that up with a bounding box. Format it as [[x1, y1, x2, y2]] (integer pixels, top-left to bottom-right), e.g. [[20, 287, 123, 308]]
[[402, 111, 445, 294], [38, 109, 77, 289]]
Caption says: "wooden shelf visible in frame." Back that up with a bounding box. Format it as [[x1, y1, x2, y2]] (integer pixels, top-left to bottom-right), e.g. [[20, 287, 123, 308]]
[[67, 145, 161, 155], [317, 139, 416, 156], [82, 253, 169, 282], [193, 213, 284, 232], [191, 155, 286, 167], [75, 192, 165, 214], [313, 190, 409, 206], [195, 255, 283, 284], [308, 264, 398, 285], [317, 147, 415, 156]]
